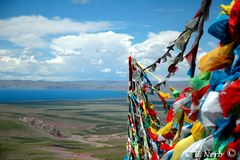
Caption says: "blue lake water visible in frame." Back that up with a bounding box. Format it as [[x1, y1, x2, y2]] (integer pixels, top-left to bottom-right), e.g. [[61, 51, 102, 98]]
[[0, 89, 127, 102]]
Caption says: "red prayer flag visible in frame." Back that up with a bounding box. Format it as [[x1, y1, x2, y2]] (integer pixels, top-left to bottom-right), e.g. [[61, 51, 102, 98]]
[[166, 108, 174, 122], [229, 0, 240, 42], [185, 43, 199, 66], [147, 108, 158, 120], [218, 139, 240, 160], [233, 124, 240, 134], [219, 79, 240, 117], [160, 143, 173, 151], [151, 151, 158, 160], [148, 128, 159, 141], [192, 84, 210, 105]]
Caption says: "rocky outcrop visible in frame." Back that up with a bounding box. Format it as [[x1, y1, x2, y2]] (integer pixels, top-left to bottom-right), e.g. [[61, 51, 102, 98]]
[[20, 117, 116, 148], [20, 117, 65, 138]]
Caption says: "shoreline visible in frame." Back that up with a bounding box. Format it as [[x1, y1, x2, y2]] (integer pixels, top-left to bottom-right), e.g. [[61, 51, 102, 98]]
[[0, 97, 127, 104]]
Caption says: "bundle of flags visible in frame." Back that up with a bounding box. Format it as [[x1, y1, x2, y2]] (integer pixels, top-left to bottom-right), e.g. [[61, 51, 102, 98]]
[[125, 0, 240, 159]]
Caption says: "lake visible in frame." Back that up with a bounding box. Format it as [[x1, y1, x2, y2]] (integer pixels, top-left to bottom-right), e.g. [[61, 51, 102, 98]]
[[0, 89, 127, 102]]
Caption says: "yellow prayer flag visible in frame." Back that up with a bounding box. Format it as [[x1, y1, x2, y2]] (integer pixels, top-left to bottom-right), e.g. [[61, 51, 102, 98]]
[[158, 91, 171, 98], [199, 42, 234, 72], [156, 121, 173, 135], [220, 0, 235, 15], [191, 120, 204, 141], [171, 135, 195, 160]]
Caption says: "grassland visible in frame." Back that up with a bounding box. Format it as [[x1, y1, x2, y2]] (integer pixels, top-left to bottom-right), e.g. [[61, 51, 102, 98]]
[[0, 99, 165, 160], [0, 100, 128, 160]]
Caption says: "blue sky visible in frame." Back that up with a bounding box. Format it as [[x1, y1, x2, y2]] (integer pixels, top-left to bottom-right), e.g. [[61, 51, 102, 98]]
[[0, 0, 231, 81]]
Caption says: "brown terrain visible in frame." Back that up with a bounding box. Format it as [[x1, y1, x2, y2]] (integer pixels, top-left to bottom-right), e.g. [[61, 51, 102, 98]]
[[0, 100, 135, 160]]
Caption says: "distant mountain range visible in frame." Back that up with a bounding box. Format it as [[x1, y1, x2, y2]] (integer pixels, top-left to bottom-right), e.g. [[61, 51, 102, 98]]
[[0, 80, 188, 91]]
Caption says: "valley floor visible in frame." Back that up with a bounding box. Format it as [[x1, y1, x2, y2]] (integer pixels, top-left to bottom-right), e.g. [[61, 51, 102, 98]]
[[0, 100, 131, 160]]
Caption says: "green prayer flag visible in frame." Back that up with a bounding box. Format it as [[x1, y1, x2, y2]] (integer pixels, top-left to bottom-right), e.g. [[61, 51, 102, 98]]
[[190, 71, 211, 90]]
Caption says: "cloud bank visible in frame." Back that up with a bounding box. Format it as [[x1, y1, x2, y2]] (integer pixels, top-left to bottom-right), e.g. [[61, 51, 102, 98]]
[[0, 15, 198, 81]]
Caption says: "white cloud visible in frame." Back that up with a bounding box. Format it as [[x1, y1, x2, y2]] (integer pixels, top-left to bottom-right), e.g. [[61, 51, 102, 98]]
[[9, 33, 47, 48], [0, 13, 214, 81], [46, 56, 64, 64], [116, 70, 127, 77], [90, 58, 104, 64], [132, 30, 180, 66], [0, 55, 39, 74], [0, 49, 11, 55], [0, 15, 118, 48], [51, 31, 133, 56], [116, 70, 127, 74], [100, 68, 111, 73], [72, 0, 91, 4], [50, 31, 133, 76], [0, 28, 189, 81], [0, 31, 133, 80]]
